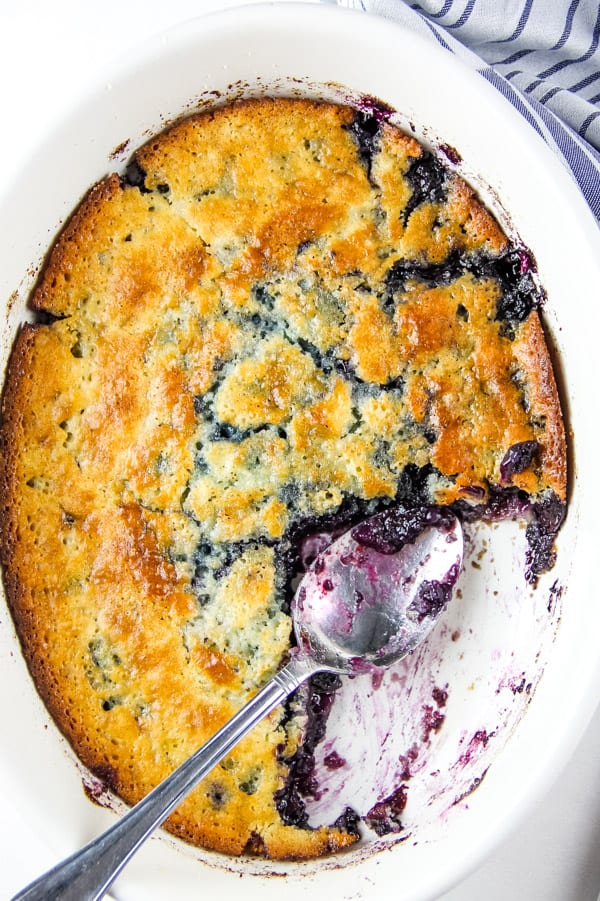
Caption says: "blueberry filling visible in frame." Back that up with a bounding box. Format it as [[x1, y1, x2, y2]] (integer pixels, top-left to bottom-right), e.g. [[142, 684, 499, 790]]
[[384, 249, 464, 301], [354, 95, 396, 122], [525, 492, 566, 586], [288, 336, 365, 386], [384, 247, 542, 324], [452, 484, 530, 523], [333, 806, 361, 837], [402, 151, 448, 224], [295, 337, 339, 375], [206, 782, 229, 810], [210, 422, 268, 443], [253, 284, 276, 309], [394, 462, 436, 506], [101, 696, 122, 711], [275, 672, 342, 827], [350, 502, 456, 556], [500, 440, 539, 482], [122, 158, 152, 193], [492, 248, 539, 323], [407, 578, 455, 625], [454, 486, 566, 586], [345, 110, 381, 180], [191, 538, 279, 602]]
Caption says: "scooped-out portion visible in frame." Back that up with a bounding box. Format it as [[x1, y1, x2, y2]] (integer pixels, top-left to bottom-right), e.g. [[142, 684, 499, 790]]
[[0, 97, 566, 860]]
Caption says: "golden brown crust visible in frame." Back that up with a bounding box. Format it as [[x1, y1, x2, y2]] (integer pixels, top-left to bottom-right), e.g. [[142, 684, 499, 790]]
[[33, 175, 124, 317], [512, 311, 567, 499], [0, 97, 567, 860]]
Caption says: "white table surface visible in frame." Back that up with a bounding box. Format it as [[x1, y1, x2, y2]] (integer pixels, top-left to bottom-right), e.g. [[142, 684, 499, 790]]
[[1, 2, 599, 899]]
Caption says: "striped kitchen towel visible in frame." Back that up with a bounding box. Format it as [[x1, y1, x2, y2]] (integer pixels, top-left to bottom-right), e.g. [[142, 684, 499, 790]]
[[329, 0, 600, 224]]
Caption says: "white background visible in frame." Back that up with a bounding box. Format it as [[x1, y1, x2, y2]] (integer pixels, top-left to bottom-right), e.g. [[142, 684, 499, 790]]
[[0, 2, 599, 899]]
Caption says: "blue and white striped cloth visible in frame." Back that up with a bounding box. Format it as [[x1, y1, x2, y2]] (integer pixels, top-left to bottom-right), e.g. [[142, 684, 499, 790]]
[[331, 0, 600, 224]]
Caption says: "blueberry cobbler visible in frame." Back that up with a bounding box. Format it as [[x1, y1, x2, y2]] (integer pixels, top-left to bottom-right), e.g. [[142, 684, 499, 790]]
[[0, 98, 566, 859]]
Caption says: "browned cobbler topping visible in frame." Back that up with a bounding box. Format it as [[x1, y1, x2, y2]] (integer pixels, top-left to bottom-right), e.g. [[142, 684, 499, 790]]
[[0, 98, 566, 859]]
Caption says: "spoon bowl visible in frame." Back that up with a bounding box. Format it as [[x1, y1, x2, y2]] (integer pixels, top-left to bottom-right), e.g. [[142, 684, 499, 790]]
[[295, 506, 463, 671], [13, 506, 463, 901]]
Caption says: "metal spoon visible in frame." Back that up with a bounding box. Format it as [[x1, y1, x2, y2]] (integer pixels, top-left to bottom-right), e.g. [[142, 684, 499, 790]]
[[13, 505, 463, 901]]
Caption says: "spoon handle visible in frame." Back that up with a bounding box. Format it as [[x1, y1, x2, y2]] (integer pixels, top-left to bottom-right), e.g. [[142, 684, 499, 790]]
[[13, 655, 317, 901]]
